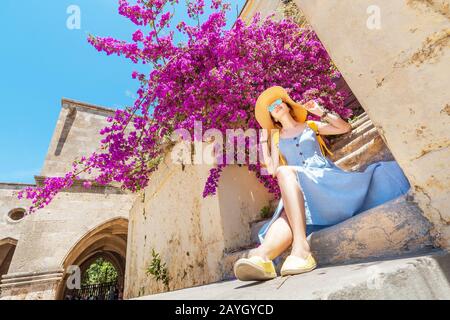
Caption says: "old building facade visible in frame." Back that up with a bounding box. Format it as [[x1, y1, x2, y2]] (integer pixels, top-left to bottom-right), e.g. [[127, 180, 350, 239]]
[[1, 0, 448, 299], [0, 100, 136, 299]]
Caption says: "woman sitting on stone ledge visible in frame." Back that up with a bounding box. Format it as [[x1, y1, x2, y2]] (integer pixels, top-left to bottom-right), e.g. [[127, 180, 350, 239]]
[[233, 86, 411, 281]]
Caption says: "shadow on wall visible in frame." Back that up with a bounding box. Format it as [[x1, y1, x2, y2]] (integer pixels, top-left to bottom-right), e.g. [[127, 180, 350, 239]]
[[55, 107, 77, 156]]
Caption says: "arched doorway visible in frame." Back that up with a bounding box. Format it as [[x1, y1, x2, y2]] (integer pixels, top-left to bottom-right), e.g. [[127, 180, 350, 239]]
[[57, 218, 128, 300], [0, 238, 17, 281], [0, 238, 17, 297], [0, 238, 17, 280]]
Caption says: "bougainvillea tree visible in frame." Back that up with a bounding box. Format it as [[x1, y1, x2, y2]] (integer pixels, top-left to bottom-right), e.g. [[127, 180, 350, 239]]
[[19, 0, 351, 212]]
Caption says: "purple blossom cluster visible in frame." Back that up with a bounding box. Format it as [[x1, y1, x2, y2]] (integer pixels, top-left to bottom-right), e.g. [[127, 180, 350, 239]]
[[19, 0, 350, 213]]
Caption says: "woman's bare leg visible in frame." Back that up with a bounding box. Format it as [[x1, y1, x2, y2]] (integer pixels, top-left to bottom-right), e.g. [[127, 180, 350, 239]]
[[248, 210, 293, 261], [275, 166, 311, 259]]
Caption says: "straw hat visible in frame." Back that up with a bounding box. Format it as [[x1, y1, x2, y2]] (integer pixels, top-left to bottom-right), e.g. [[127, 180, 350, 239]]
[[255, 86, 308, 131]]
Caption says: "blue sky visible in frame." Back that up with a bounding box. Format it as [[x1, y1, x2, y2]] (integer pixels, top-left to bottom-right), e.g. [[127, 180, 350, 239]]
[[0, 0, 246, 183]]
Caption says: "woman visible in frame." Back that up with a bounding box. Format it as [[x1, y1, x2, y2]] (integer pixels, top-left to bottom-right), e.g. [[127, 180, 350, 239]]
[[233, 86, 411, 281]]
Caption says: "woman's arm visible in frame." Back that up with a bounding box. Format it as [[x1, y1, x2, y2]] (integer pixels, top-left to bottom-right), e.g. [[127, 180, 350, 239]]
[[303, 100, 352, 135], [260, 130, 279, 176], [315, 112, 352, 136]]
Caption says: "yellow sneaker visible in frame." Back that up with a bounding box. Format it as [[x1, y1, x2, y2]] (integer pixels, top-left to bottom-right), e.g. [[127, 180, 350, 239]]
[[280, 253, 317, 276], [233, 255, 277, 281]]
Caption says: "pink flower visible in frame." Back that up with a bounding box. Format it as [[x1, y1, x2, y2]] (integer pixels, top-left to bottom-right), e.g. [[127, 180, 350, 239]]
[[132, 30, 144, 42]]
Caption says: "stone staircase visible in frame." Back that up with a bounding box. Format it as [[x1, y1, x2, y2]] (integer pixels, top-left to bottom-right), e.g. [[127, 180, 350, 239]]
[[218, 112, 436, 281], [329, 112, 395, 172]]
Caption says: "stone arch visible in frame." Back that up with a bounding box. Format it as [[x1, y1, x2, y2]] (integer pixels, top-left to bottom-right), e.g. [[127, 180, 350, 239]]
[[56, 217, 128, 300], [0, 238, 18, 280]]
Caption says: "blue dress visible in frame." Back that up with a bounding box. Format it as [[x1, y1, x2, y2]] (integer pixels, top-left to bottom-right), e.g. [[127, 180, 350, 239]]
[[257, 125, 411, 245]]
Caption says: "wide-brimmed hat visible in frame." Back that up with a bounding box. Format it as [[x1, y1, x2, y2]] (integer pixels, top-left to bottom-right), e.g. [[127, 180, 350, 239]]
[[255, 86, 308, 131]]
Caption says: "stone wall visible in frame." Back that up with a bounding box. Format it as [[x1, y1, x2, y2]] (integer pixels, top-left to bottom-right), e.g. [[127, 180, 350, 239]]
[[0, 184, 32, 244], [0, 99, 137, 300], [6, 192, 133, 275], [124, 146, 273, 298], [41, 99, 116, 179], [293, 0, 450, 247], [0, 186, 135, 299]]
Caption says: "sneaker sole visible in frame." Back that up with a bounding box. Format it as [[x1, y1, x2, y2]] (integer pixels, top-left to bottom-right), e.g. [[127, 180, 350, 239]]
[[233, 260, 276, 281], [280, 264, 317, 277]]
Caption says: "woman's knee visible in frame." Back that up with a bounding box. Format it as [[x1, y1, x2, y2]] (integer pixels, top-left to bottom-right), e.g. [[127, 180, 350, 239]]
[[276, 166, 295, 181], [276, 166, 302, 190]]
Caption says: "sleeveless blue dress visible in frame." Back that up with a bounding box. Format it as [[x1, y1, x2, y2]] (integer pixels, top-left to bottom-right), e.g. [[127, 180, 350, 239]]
[[257, 125, 411, 245]]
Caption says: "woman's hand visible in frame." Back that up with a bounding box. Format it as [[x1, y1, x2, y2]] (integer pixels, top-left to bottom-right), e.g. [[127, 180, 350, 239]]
[[303, 100, 326, 117]]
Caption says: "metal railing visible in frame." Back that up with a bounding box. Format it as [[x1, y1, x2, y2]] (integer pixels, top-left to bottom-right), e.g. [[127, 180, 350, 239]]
[[64, 281, 121, 300]]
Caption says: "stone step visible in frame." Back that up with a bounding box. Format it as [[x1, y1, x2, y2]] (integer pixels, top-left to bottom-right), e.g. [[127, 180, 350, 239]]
[[329, 118, 374, 152], [219, 194, 435, 280], [331, 126, 379, 160], [220, 248, 252, 281], [306, 194, 434, 265], [327, 112, 370, 150], [334, 135, 394, 171], [348, 145, 395, 172], [348, 112, 370, 128], [138, 249, 450, 300], [327, 111, 395, 175]]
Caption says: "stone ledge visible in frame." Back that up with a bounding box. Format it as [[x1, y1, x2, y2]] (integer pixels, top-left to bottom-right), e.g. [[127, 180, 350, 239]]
[[276, 195, 434, 266], [0, 276, 63, 289], [138, 250, 450, 300], [0, 269, 64, 289], [0, 182, 36, 190], [33, 176, 129, 195], [219, 194, 435, 280], [307, 196, 435, 266], [61, 98, 116, 117], [1, 269, 64, 280]]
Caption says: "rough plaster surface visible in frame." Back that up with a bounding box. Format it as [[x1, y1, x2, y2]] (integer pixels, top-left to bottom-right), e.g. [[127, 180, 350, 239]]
[[124, 152, 273, 299], [0, 185, 32, 244], [307, 195, 434, 265]]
